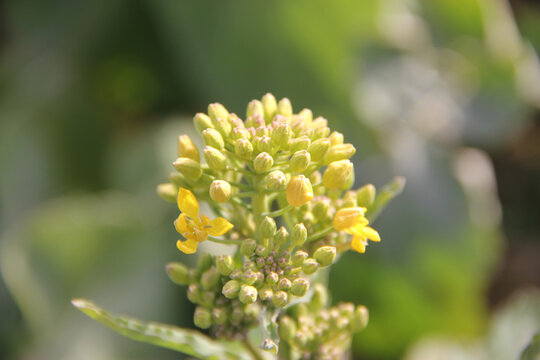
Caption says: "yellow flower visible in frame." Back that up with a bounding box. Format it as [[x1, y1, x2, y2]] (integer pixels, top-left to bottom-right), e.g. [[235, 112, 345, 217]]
[[332, 207, 380, 253], [286, 175, 314, 207], [174, 188, 233, 254]]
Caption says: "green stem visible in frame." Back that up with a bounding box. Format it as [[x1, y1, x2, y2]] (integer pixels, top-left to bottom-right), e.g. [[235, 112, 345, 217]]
[[229, 181, 253, 191], [306, 226, 334, 243], [261, 204, 292, 218], [243, 339, 265, 360]]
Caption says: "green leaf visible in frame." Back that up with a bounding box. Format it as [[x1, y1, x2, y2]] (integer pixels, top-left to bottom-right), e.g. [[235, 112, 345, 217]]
[[521, 333, 540, 360], [71, 298, 252, 360], [367, 176, 406, 222]]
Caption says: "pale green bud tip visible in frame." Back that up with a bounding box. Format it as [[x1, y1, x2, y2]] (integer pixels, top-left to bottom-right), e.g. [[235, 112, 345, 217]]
[[351, 305, 369, 332], [157, 183, 178, 203], [239, 285, 258, 304], [290, 278, 310, 297], [278, 98, 293, 117], [278, 278, 292, 291], [166, 262, 190, 286], [289, 150, 311, 173], [187, 284, 201, 303], [254, 152, 274, 174], [202, 128, 225, 150], [291, 223, 307, 247], [193, 113, 214, 133], [323, 160, 353, 189], [289, 135, 311, 153], [261, 216, 277, 238], [272, 290, 289, 307], [271, 123, 292, 148], [274, 226, 289, 245], [357, 184, 376, 207], [203, 146, 228, 170], [177, 135, 200, 162], [173, 157, 202, 181], [329, 131, 344, 146], [324, 143, 356, 164], [208, 103, 229, 122], [311, 284, 328, 309], [264, 170, 288, 191], [194, 307, 212, 329], [247, 99, 264, 118], [222, 280, 241, 299], [216, 255, 234, 276], [266, 272, 279, 285], [262, 93, 278, 122], [292, 250, 308, 266], [201, 268, 220, 290], [302, 258, 319, 275], [314, 246, 336, 267], [212, 308, 228, 325], [308, 138, 331, 162], [235, 138, 253, 159], [259, 288, 273, 301], [287, 175, 313, 207], [278, 316, 297, 342], [209, 180, 232, 203], [240, 239, 257, 257]]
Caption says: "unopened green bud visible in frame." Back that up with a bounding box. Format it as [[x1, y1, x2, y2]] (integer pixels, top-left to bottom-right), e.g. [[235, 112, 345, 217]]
[[302, 259, 319, 275], [278, 98, 293, 117], [289, 150, 311, 173], [242, 270, 257, 285], [271, 122, 292, 148], [239, 285, 258, 304], [235, 138, 253, 159], [255, 245, 270, 257], [272, 290, 289, 307], [231, 126, 250, 140], [278, 316, 296, 342], [292, 250, 308, 266], [166, 262, 189, 286], [253, 272, 265, 287], [208, 103, 229, 123], [168, 172, 188, 188], [313, 125, 330, 140], [216, 255, 234, 276], [314, 246, 336, 267], [261, 339, 278, 354], [351, 305, 369, 332], [254, 152, 274, 173], [194, 113, 214, 133], [274, 227, 289, 246], [261, 216, 277, 238], [357, 184, 376, 207], [253, 135, 272, 154], [324, 143, 356, 165], [291, 223, 307, 247], [222, 280, 241, 299], [202, 128, 225, 150], [278, 278, 292, 291], [329, 131, 344, 146], [203, 146, 228, 170], [209, 180, 232, 203], [197, 253, 214, 273], [212, 308, 228, 325], [255, 126, 269, 137], [343, 190, 357, 208], [240, 239, 257, 257], [247, 99, 264, 118], [173, 157, 202, 181], [262, 93, 278, 122], [157, 183, 178, 203], [201, 267, 220, 290], [308, 138, 331, 161], [266, 272, 279, 285], [264, 170, 288, 191], [311, 284, 328, 309], [323, 160, 353, 189], [290, 278, 310, 297], [194, 307, 212, 329], [259, 287, 273, 301], [214, 117, 232, 137], [298, 108, 313, 123], [177, 135, 200, 162], [187, 284, 201, 303], [289, 135, 311, 153], [312, 197, 331, 221]]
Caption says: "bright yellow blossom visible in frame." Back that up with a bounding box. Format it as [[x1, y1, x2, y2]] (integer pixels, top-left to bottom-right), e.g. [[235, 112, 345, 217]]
[[332, 207, 380, 253], [175, 188, 233, 254]]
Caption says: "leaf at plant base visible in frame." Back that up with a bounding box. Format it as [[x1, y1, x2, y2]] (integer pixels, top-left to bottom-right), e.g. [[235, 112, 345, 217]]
[[367, 176, 406, 222], [71, 298, 252, 360], [521, 333, 540, 360]]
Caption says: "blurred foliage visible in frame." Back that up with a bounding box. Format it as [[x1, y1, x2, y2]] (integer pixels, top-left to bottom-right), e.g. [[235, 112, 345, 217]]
[[1, 0, 540, 359]]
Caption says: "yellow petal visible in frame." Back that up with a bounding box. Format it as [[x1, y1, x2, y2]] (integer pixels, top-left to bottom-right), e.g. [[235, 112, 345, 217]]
[[177, 238, 198, 254], [177, 188, 199, 218], [333, 207, 366, 230], [364, 226, 380, 242], [351, 236, 366, 253], [174, 214, 190, 234], [206, 217, 234, 236], [349, 220, 370, 238], [193, 228, 208, 243]]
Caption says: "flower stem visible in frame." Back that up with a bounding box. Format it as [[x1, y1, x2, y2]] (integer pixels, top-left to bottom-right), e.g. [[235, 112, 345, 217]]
[[306, 226, 334, 243], [261, 204, 292, 218], [243, 339, 264, 360]]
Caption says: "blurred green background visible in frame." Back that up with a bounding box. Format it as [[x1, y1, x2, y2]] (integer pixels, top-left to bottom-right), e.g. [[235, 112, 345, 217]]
[[1, 0, 540, 359]]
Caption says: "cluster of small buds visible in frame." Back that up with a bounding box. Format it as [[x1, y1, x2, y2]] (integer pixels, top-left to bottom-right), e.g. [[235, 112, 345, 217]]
[[278, 285, 369, 360], [157, 94, 401, 355]]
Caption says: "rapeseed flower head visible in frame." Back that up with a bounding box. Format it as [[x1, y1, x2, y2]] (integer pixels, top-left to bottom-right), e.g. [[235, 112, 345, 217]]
[[175, 188, 233, 254], [332, 207, 380, 253]]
